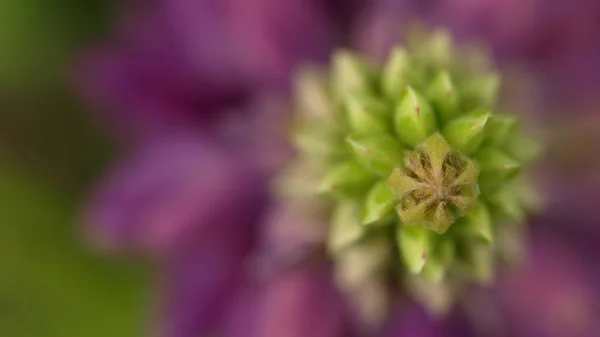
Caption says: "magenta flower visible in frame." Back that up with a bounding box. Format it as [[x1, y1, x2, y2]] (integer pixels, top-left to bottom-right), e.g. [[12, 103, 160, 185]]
[[77, 0, 600, 337]]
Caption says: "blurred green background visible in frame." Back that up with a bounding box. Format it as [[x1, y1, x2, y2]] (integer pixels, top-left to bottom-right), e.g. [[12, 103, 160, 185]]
[[0, 1, 150, 336]]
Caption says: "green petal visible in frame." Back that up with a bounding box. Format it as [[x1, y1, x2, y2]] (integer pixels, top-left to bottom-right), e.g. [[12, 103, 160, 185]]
[[449, 159, 479, 187], [362, 181, 396, 225], [318, 160, 373, 195], [346, 134, 403, 176], [382, 47, 410, 99], [397, 224, 431, 273], [394, 87, 438, 147], [427, 71, 460, 122], [328, 201, 364, 253], [442, 109, 490, 155], [395, 196, 432, 225], [417, 133, 452, 178], [426, 202, 454, 234], [387, 168, 424, 199]]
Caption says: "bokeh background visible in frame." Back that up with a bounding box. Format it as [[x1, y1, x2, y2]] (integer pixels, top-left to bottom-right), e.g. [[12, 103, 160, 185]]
[[0, 1, 150, 336], [1, 0, 600, 336]]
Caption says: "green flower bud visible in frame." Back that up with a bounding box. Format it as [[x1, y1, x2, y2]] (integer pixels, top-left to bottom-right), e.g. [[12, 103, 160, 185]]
[[382, 47, 410, 99], [328, 201, 364, 254], [484, 114, 518, 146], [427, 71, 460, 122], [345, 94, 390, 134], [279, 26, 541, 321], [460, 201, 493, 242], [332, 50, 375, 99], [362, 181, 396, 225], [442, 109, 490, 155], [394, 87, 437, 147], [346, 134, 403, 176], [319, 160, 373, 195], [397, 225, 431, 273]]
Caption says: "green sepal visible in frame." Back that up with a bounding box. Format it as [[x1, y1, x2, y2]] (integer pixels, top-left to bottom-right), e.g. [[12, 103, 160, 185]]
[[362, 181, 396, 225], [318, 160, 373, 195], [332, 50, 375, 99], [484, 114, 518, 146], [427, 71, 460, 122], [397, 224, 432, 273], [442, 109, 490, 155], [346, 134, 403, 176], [382, 47, 410, 99], [387, 168, 423, 200], [461, 73, 500, 110], [394, 87, 438, 147], [328, 200, 365, 254]]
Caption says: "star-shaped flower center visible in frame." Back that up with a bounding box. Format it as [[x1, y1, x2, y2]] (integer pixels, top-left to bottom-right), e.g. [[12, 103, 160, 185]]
[[388, 133, 479, 233]]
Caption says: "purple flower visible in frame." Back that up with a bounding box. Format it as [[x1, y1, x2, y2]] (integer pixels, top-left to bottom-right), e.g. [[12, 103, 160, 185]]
[[77, 0, 600, 337], [364, 0, 600, 108]]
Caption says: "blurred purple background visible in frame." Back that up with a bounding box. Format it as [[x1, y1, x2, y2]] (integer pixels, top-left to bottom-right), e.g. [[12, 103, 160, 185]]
[[1, 0, 600, 336]]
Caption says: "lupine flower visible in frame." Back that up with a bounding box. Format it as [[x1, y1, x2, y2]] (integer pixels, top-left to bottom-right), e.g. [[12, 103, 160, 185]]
[[77, 0, 600, 337], [363, 0, 600, 109], [272, 26, 541, 328]]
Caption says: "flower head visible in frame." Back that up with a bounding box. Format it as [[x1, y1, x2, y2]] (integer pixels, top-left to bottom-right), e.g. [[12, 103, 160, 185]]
[[280, 27, 541, 319]]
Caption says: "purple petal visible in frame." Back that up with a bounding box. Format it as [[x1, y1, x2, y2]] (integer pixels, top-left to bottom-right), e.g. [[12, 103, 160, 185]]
[[252, 265, 349, 337], [160, 216, 258, 337], [83, 133, 265, 253], [493, 232, 600, 337], [215, 265, 351, 337], [383, 303, 471, 337], [164, 0, 335, 88]]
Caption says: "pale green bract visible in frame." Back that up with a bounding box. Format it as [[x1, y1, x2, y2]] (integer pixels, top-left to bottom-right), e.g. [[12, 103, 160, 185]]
[[277, 28, 541, 321]]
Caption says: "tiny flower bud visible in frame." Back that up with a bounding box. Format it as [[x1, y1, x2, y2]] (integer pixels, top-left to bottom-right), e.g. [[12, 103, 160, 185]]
[[319, 160, 373, 195], [394, 87, 437, 147], [382, 47, 410, 99], [442, 109, 490, 155], [328, 201, 364, 253], [345, 94, 390, 134], [362, 181, 396, 225], [427, 71, 460, 122], [332, 50, 375, 99], [397, 225, 431, 273], [346, 134, 403, 176]]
